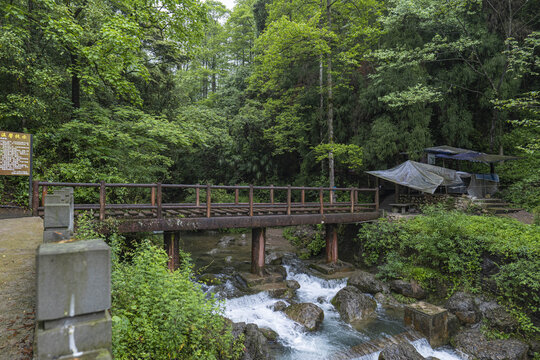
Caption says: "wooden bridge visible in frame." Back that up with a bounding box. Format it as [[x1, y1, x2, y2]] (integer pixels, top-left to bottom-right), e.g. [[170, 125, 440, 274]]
[[32, 181, 380, 274]]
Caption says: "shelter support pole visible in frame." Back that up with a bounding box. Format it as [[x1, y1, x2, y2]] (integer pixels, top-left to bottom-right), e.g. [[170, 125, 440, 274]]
[[251, 228, 266, 276], [164, 231, 180, 271], [395, 183, 399, 203], [325, 224, 338, 264]]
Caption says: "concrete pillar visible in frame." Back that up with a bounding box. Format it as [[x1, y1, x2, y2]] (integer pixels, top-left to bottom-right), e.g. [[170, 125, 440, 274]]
[[35, 239, 112, 359], [251, 227, 266, 276], [325, 224, 338, 264], [43, 187, 74, 243], [404, 302, 449, 347], [164, 231, 180, 271]]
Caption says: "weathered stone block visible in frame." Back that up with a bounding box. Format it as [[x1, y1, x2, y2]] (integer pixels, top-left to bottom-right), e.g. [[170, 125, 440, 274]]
[[405, 302, 448, 347], [43, 187, 74, 230], [43, 228, 73, 243], [36, 239, 111, 321], [35, 311, 112, 360], [58, 349, 112, 360]]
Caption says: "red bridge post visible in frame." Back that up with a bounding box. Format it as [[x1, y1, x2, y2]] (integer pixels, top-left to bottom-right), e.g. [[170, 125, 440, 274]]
[[251, 227, 266, 276], [164, 231, 179, 271], [325, 224, 338, 264]]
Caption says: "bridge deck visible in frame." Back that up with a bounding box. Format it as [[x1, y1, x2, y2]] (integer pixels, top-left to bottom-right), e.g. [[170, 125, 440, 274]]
[[32, 182, 380, 232]]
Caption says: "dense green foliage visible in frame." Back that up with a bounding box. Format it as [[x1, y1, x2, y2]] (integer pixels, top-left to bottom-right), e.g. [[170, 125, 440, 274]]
[[74, 213, 242, 359], [1, 0, 537, 207], [356, 207, 540, 335], [111, 240, 242, 359]]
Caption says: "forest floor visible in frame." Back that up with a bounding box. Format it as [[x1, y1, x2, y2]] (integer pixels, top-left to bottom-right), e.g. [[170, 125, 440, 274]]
[[0, 217, 42, 360]]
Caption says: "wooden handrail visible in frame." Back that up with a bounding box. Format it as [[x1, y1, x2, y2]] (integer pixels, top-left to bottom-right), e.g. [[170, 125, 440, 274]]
[[31, 181, 379, 219]]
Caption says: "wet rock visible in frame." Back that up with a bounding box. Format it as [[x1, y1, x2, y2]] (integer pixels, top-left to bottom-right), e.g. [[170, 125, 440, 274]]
[[447, 313, 460, 338], [374, 292, 403, 309], [259, 327, 278, 341], [476, 300, 518, 332], [218, 235, 236, 247], [265, 251, 289, 265], [316, 296, 326, 304], [271, 301, 288, 312], [243, 323, 271, 360], [348, 270, 389, 294], [267, 265, 288, 278], [284, 303, 324, 331], [286, 280, 300, 290], [453, 329, 528, 360], [389, 280, 425, 299], [378, 343, 425, 360], [445, 292, 478, 325], [331, 286, 377, 323]]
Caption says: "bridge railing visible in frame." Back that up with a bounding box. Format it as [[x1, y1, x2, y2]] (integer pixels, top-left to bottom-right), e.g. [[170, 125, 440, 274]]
[[32, 181, 379, 220]]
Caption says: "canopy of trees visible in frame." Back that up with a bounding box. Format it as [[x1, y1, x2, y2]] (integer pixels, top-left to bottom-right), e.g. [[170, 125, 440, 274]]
[[1, 0, 538, 209]]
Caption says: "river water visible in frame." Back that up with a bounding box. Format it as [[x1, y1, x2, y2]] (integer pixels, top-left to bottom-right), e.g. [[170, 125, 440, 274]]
[[180, 230, 464, 360]]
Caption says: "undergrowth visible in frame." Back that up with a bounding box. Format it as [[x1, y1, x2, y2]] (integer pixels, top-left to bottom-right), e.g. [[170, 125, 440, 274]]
[[356, 206, 540, 338]]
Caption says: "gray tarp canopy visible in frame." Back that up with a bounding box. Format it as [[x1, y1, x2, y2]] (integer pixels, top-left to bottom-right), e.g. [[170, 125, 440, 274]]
[[366, 160, 468, 194]]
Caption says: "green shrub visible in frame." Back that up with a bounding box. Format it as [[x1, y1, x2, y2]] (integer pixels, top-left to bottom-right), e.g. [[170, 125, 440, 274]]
[[283, 224, 326, 259], [111, 240, 242, 359], [356, 207, 540, 336]]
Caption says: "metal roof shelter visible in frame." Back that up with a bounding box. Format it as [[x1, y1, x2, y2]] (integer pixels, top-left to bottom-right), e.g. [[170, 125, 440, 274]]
[[424, 146, 519, 164]]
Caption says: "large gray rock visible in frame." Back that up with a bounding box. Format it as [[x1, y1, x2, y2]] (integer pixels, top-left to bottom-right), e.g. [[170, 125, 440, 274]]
[[378, 343, 425, 360], [445, 292, 478, 325], [348, 270, 389, 294], [477, 300, 518, 333], [284, 303, 324, 331], [390, 280, 425, 299], [231, 322, 271, 360], [37, 239, 111, 321], [454, 329, 528, 360], [331, 286, 377, 323]]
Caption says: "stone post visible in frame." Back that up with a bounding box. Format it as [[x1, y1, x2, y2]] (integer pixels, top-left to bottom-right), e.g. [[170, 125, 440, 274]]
[[35, 239, 112, 359], [404, 302, 449, 347], [43, 187, 74, 243]]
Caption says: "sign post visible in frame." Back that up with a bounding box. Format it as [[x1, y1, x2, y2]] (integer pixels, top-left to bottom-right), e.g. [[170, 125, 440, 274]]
[[0, 131, 33, 209]]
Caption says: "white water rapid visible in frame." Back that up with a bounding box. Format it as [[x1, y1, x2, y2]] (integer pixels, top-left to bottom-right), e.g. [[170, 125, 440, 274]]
[[224, 263, 464, 360]]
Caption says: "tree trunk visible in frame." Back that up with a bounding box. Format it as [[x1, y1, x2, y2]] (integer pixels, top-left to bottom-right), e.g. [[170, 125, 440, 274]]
[[71, 53, 80, 109], [326, 0, 335, 199], [211, 57, 217, 93], [320, 55, 324, 174]]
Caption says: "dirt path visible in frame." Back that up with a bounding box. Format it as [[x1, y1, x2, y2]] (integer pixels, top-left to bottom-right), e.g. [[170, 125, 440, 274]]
[[0, 217, 43, 360]]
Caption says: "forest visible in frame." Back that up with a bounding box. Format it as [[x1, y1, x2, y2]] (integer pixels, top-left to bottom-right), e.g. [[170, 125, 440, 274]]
[[0, 0, 539, 211]]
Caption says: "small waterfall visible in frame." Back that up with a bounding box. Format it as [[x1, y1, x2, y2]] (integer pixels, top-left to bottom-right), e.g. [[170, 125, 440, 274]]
[[223, 260, 465, 360]]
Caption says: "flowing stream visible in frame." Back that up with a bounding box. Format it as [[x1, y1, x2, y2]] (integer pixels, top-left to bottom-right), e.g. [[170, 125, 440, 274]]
[[180, 231, 465, 360]]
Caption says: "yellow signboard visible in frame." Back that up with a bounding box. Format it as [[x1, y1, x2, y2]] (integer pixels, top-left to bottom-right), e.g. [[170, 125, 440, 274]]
[[0, 131, 32, 176]]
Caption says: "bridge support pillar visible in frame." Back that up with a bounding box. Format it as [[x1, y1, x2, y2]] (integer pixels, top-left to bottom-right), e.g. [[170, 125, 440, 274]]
[[251, 227, 266, 276], [325, 224, 338, 264], [164, 231, 180, 271]]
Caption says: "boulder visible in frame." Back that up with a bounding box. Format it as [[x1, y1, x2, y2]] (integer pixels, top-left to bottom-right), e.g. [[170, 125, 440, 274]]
[[286, 280, 300, 290], [331, 286, 377, 323], [231, 322, 271, 360], [218, 235, 236, 247], [476, 300, 518, 332], [284, 303, 324, 331], [348, 270, 389, 294], [271, 301, 288, 312], [453, 329, 528, 360], [390, 280, 426, 299], [444, 292, 478, 324], [374, 292, 403, 309], [378, 343, 425, 360], [265, 252, 285, 265], [258, 327, 278, 341]]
